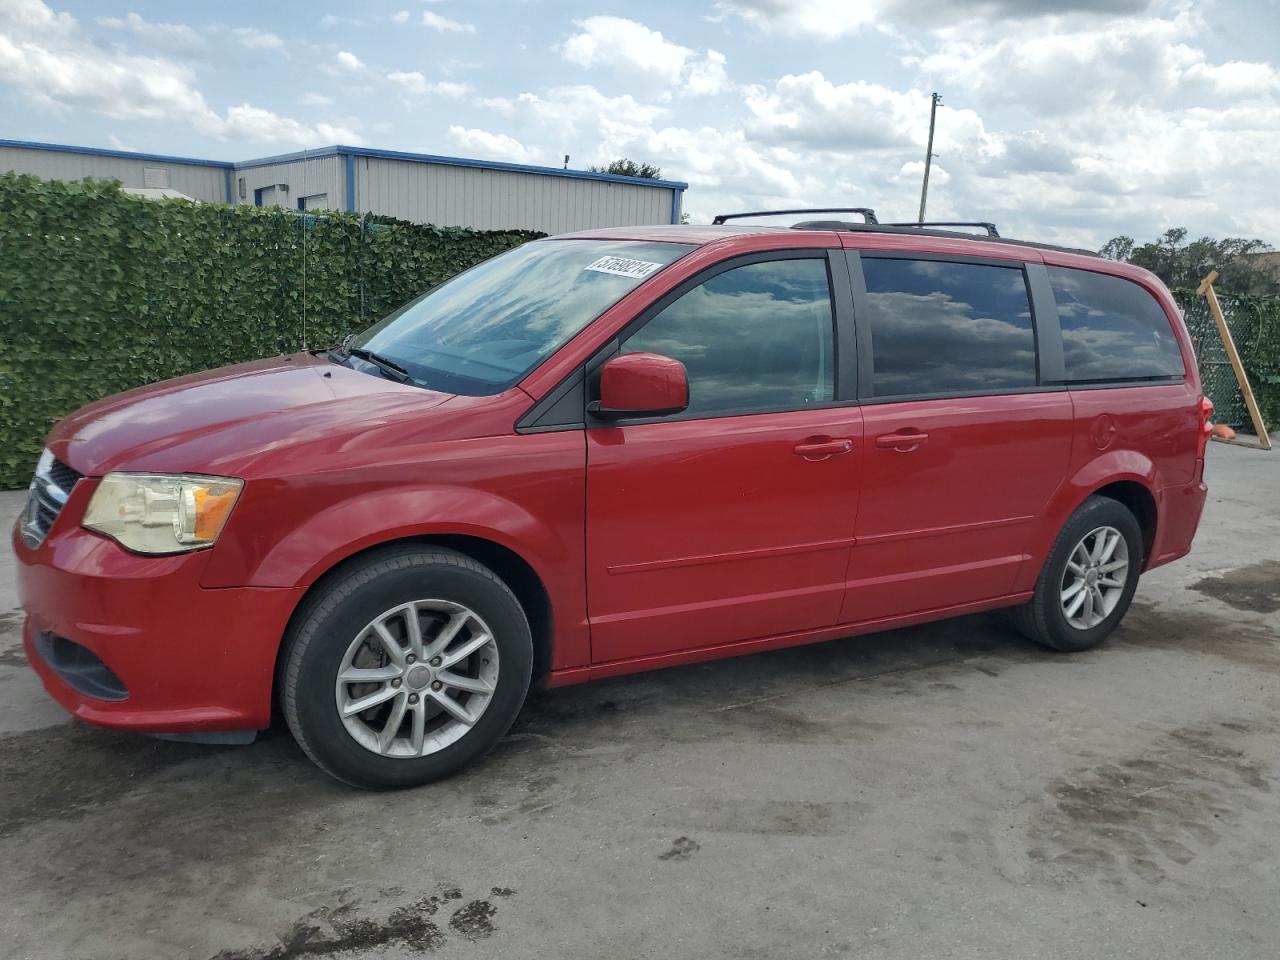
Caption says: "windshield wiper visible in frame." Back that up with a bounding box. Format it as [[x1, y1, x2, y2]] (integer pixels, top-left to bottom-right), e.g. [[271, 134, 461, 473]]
[[329, 337, 413, 384], [347, 347, 413, 384]]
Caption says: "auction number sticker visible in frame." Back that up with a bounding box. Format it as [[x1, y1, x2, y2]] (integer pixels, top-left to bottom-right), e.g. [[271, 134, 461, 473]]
[[584, 256, 664, 280]]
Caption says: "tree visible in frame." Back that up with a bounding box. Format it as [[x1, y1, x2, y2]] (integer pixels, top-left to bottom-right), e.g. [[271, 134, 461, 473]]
[[588, 159, 663, 179], [1098, 228, 1278, 296], [1099, 236, 1135, 262]]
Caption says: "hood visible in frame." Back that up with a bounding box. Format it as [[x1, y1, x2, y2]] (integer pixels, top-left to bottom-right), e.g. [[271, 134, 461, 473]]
[[48, 353, 454, 477]]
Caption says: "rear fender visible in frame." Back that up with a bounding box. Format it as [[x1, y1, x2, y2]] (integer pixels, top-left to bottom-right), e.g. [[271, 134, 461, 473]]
[[1014, 450, 1158, 592]]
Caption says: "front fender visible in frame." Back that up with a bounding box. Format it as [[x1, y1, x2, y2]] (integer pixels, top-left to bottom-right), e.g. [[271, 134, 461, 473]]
[[241, 484, 569, 589], [201, 480, 590, 671]]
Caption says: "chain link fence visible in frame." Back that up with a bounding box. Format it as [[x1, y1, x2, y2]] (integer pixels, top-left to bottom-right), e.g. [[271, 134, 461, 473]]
[[1176, 290, 1280, 432]]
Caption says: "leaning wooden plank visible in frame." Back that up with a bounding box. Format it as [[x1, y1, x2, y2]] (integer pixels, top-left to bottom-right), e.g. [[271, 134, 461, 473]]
[[1196, 271, 1272, 450]]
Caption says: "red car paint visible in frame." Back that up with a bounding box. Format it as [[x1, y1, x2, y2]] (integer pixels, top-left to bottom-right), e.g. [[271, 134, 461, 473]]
[[14, 224, 1209, 736]]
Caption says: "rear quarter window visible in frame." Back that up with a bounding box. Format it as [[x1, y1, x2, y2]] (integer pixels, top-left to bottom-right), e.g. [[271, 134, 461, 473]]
[[1048, 267, 1185, 382]]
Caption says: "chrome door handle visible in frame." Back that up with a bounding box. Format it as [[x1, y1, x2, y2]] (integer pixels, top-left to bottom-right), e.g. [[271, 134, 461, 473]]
[[794, 438, 854, 460], [875, 431, 930, 451]]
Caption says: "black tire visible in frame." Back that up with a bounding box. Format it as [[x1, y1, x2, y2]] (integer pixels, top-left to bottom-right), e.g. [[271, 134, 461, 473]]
[[1013, 495, 1143, 652], [280, 546, 533, 789]]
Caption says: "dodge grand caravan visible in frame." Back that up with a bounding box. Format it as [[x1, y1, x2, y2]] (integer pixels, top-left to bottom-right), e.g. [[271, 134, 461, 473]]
[[14, 211, 1211, 788]]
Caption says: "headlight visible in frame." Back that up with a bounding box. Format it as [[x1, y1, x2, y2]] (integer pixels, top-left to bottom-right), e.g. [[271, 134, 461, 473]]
[[83, 473, 243, 555]]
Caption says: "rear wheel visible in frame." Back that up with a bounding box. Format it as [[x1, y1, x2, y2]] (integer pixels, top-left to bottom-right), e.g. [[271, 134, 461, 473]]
[[1014, 496, 1143, 652], [281, 546, 533, 789]]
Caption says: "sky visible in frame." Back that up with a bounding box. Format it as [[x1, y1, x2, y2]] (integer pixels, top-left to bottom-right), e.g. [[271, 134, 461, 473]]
[[1, 0, 1278, 249]]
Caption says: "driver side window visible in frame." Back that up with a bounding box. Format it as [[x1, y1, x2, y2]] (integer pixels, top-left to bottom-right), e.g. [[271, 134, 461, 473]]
[[622, 257, 835, 419]]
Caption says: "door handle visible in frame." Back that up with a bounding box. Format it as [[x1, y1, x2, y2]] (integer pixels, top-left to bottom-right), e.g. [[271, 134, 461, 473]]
[[875, 431, 930, 450], [793, 437, 854, 460]]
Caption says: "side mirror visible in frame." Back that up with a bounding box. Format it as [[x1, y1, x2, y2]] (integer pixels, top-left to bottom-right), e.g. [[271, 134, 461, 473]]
[[589, 352, 689, 420]]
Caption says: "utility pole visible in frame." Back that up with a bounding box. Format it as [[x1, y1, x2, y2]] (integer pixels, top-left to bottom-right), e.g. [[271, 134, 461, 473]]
[[917, 92, 942, 223]]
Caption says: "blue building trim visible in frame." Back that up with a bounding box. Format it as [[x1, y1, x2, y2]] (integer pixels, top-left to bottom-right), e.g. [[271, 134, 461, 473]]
[[0, 137, 233, 169], [232, 146, 343, 171], [670, 187, 685, 225], [329, 145, 689, 190], [345, 153, 356, 213], [224, 168, 233, 204], [236, 144, 689, 189]]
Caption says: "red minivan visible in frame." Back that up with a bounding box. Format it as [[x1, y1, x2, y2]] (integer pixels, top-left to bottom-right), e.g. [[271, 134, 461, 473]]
[[14, 212, 1211, 788]]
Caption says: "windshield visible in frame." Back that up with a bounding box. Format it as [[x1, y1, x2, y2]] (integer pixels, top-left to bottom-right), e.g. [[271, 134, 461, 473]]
[[351, 239, 695, 394]]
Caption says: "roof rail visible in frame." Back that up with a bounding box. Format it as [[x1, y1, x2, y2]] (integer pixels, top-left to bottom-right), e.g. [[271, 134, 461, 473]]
[[886, 221, 1000, 237], [712, 207, 879, 225]]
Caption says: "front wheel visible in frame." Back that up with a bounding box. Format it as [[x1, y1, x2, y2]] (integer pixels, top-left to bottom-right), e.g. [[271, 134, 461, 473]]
[[280, 547, 533, 789], [1013, 496, 1143, 652]]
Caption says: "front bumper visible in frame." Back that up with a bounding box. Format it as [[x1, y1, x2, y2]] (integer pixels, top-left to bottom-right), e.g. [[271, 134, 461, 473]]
[[13, 486, 303, 734]]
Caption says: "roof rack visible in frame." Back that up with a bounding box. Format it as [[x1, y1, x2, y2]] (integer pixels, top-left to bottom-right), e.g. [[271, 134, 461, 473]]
[[785, 221, 1099, 258], [886, 221, 1000, 237], [712, 207, 879, 225]]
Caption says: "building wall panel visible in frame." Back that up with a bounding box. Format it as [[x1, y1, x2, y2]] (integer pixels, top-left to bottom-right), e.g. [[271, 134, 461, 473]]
[[355, 156, 674, 232], [232, 155, 344, 211], [1, 146, 228, 202], [3, 142, 683, 231]]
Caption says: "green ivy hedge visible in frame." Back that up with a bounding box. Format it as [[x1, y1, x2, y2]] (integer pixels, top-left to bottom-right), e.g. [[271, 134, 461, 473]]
[[0, 174, 542, 488]]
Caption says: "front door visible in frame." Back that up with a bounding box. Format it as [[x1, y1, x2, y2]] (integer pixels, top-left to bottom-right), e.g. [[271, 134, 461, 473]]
[[841, 253, 1074, 623], [586, 254, 863, 664]]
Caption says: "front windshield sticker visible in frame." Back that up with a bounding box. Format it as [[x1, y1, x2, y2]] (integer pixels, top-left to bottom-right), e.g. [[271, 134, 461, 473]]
[[583, 255, 665, 280]]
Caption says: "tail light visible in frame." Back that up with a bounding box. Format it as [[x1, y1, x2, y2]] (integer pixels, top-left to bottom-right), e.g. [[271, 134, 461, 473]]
[[1196, 395, 1214, 466], [1198, 395, 1214, 441]]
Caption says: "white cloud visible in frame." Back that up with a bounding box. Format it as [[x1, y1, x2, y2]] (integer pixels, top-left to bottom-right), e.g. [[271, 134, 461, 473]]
[[1, 0, 1275, 247], [391, 10, 410, 25], [334, 50, 364, 72], [711, 0, 881, 39], [421, 11, 475, 34], [0, 24, 218, 124], [319, 14, 364, 28], [386, 71, 471, 98], [95, 11, 202, 53], [479, 85, 670, 146], [560, 16, 690, 86], [559, 17, 733, 95], [217, 104, 362, 146], [685, 49, 730, 96], [712, 0, 1154, 38], [447, 126, 538, 163], [2, 0, 74, 32], [744, 72, 990, 154], [910, 10, 1243, 114], [0, 2, 362, 149], [231, 27, 284, 50]]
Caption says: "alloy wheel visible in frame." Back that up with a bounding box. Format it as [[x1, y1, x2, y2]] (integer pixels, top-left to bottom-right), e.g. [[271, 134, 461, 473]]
[[334, 599, 500, 758], [1060, 525, 1130, 630]]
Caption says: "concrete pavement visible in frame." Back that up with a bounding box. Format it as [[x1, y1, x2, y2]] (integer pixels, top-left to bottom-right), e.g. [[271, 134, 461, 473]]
[[1, 441, 1277, 960]]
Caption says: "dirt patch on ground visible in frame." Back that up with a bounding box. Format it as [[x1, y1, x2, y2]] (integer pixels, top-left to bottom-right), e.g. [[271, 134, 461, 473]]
[[1117, 600, 1280, 672], [1028, 718, 1274, 886], [211, 886, 511, 959], [659, 836, 700, 861], [1191, 561, 1280, 614], [0, 722, 240, 839]]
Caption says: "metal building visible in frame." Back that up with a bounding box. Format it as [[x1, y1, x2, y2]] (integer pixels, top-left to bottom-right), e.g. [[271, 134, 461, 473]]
[[0, 139, 231, 203], [1, 139, 688, 232]]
